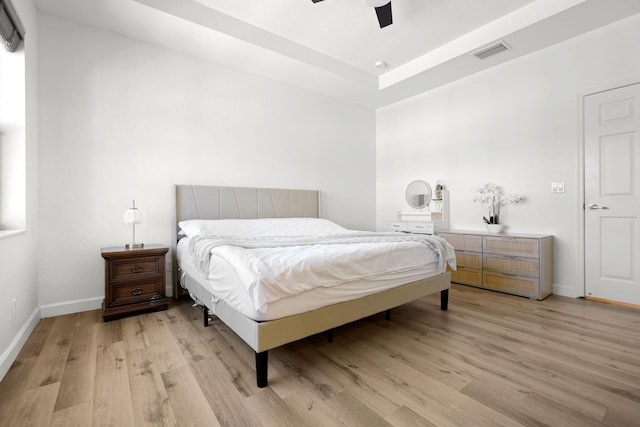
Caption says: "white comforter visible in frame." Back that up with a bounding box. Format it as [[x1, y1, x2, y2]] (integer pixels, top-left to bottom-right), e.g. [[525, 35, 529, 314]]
[[188, 232, 456, 313]]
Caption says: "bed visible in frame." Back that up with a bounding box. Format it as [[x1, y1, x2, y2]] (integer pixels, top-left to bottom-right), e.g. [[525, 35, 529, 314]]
[[173, 185, 454, 387]]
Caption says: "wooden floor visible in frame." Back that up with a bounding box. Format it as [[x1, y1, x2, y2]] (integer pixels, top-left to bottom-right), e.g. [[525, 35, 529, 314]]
[[1, 284, 639, 426]]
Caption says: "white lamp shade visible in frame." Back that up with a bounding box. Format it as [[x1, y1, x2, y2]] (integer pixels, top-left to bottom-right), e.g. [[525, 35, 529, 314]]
[[123, 208, 142, 224], [363, 0, 389, 7]]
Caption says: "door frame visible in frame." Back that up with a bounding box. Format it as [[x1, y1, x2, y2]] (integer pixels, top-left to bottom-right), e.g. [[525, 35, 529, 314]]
[[577, 76, 640, 299]]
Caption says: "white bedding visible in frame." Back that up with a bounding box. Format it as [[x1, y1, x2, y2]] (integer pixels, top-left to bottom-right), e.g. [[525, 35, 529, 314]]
[[177, 218, 456, 321]]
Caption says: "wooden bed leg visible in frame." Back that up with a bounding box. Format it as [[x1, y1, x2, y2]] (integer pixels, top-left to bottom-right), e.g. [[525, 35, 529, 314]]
[[256, 351, 268, 388], [440, 289, 449, 310], [203, 305, 209, 327], [327, 329, 333, 343], [385, 309, 391, 320]]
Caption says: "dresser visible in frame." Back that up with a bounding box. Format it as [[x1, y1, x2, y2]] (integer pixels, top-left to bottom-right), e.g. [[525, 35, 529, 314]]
[[438, 231, 553, 300], [101, 244, 169, 321]]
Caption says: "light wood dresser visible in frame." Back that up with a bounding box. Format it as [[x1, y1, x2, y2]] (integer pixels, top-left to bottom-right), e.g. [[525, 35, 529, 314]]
[[438, 230, 553, 300]]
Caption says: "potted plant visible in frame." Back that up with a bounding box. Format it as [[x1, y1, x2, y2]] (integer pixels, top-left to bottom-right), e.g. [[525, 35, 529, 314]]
[[473, 183, 523, 232]]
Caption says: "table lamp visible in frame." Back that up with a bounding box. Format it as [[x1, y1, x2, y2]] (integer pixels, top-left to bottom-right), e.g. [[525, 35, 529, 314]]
[[123, 200, 143, 249]]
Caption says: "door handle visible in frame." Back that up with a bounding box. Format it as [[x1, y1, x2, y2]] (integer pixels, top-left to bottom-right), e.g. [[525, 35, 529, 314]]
[[588, 203, 610, 210]]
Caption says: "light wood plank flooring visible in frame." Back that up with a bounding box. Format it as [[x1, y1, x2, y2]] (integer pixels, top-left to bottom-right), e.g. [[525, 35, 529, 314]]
[[1, 284, 639, 426]]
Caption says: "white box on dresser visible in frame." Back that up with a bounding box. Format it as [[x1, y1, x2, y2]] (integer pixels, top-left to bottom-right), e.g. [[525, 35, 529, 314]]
[[386, 218, 434, 234], [438, 230, 553, 300], [386, 189, 450, 235]]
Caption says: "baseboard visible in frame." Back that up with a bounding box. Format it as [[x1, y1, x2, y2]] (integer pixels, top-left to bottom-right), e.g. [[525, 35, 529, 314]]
[[585, 296, 640, 309], [553, 283, 577, 298], [39, 286, 173, 319], [40, 296, 103, 318], [0, 307, 40, 381]]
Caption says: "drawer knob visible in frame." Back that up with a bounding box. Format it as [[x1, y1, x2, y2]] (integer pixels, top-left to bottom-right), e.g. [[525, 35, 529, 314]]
[[131, 265, 143, 273], [131, 287, 143, 296]]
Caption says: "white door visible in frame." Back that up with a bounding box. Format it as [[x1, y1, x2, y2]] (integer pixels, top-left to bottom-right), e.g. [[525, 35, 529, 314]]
[[584, 83, 640, 305]]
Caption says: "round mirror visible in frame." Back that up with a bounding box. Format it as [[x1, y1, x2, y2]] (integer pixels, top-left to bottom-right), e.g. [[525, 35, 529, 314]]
[[405, 180, 432, 209]]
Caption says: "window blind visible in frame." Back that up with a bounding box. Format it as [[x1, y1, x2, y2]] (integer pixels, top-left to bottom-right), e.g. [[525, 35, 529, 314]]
[[0, 0, 24, 53]]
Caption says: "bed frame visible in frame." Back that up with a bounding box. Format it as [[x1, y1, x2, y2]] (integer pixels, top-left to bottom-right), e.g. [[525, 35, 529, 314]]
[[174, 184, 450, 387]]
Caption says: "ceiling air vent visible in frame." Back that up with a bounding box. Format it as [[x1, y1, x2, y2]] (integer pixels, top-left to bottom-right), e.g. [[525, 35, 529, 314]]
[[472, 41, 510, 60]]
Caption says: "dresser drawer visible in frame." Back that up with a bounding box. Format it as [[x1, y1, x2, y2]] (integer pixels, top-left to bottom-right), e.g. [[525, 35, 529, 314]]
[[108, 256, 163, 281], [108, 279, 163, 307], [450, 266, 482, 287], [483, 271, 539, 299], [439, 233, 482, 252], [483, 254, 539, 277], [386, 221, 408, 232], [407, 221, 433, 234], [456, 250, 482, 269], [483, 236, 539, 258]]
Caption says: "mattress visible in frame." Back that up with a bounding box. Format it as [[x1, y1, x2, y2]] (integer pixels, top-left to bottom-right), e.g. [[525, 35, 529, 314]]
[[176, 220, 454, 321]]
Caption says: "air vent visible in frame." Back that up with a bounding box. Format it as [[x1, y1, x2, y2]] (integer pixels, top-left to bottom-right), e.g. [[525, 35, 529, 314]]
[[472, 42, 510, 60]]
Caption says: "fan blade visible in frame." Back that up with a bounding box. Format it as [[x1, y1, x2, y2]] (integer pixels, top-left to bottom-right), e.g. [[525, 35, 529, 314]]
[[311, 0, 324, 3], [375, 2, 392, 28]]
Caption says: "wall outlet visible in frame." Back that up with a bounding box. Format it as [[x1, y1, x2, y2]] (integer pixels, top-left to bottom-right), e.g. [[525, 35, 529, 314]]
[[10, 299, 16, 320]]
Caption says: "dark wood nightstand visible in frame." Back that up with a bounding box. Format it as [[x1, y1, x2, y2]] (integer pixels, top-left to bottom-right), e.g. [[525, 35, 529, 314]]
[[101, 244, 169, 321]]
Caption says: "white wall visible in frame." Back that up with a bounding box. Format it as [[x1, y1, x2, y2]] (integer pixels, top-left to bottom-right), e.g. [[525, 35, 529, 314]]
[[0, 0, 40, 379], [377, 14, 640, 298], [37, 14, 376, 313]]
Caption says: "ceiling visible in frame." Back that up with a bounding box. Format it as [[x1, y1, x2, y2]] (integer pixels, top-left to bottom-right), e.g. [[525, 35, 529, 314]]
[[34, 0, 640, 108]]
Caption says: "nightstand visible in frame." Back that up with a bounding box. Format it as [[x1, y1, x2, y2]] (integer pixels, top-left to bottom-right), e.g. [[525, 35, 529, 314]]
[[101, 244, 169, 321]]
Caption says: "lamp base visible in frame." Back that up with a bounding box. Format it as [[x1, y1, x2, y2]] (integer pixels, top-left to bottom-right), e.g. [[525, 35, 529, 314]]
[[125, 243, 144, 250]]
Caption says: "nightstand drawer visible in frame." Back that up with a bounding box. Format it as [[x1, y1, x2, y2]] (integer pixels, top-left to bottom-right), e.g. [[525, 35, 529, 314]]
[[109, 279, 163, 307], [109, 256, 162, 281]]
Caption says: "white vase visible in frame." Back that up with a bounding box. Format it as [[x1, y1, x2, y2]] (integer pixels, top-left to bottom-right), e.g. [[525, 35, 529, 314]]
[[486, 224, 503, 233]]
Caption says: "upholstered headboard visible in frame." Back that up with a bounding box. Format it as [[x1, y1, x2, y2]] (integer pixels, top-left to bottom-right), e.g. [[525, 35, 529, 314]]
[[173, 185, 320, 298], [176, 185, 320, 223]]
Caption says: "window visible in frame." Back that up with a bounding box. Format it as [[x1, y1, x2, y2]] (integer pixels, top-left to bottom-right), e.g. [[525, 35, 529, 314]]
[[0, 0, 25, 233]]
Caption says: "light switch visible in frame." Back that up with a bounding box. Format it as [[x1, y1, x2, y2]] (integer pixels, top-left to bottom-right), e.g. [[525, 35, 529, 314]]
[[551, 182, 565, 193]]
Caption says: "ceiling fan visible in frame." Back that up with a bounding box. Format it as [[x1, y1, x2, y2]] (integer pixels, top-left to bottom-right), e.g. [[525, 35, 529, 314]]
[[311, 0, 393, 29]]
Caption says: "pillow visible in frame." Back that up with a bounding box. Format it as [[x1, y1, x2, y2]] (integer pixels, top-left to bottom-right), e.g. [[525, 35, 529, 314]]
[[178, 218, 346, 238]]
